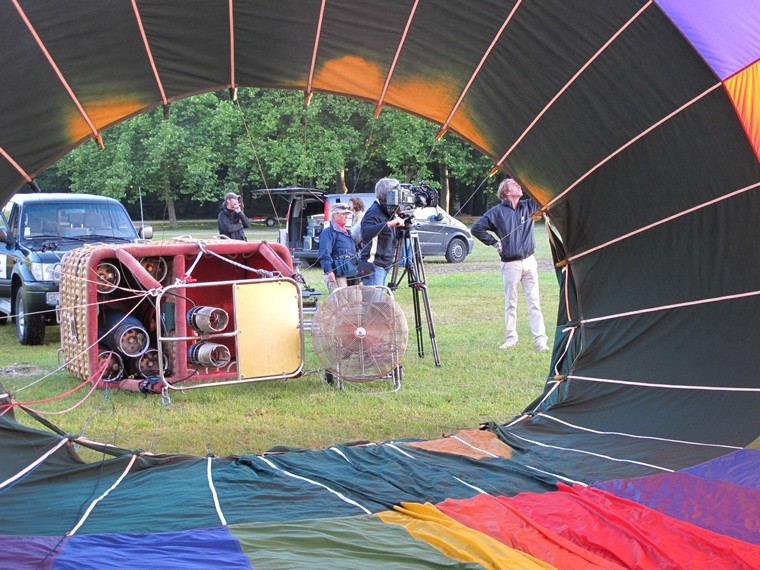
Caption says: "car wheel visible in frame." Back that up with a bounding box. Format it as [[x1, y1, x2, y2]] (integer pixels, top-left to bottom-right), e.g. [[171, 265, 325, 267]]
[[265, 217, 276, 227], [15, 288, 45, 345], [445, 237, 468, 263]]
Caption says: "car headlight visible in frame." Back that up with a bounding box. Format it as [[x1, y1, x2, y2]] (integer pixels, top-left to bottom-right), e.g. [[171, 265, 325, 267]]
[[31, 262, 62, 282]]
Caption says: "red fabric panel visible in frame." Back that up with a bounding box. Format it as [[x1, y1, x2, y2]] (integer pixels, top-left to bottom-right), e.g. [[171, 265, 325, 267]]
[[438, 492, 623, 569], [439, 484, 760, 569]]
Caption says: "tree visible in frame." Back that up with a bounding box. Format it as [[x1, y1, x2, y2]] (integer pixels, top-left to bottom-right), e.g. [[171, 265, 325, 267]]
[[50, 88, 498, 221]]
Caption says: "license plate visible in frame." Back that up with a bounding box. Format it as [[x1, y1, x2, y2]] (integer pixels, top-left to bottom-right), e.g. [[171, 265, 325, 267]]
[[46, 292, 60, 306]]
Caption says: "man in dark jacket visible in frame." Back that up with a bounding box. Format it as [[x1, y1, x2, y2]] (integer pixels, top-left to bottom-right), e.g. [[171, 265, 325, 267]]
[[359, 177, 405, 286], [217, 192, 250, 241], [471, 178, 549, 351], [318, 202, 359, 292]]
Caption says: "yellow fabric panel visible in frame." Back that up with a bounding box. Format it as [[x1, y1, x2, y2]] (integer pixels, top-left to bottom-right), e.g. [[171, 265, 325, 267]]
[[724, 60, 760, 161], [377, 502, 555, 570], [405, 429, 514, 460]]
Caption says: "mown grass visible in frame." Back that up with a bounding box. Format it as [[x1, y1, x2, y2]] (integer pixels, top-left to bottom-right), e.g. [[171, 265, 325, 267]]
[[1, 221, 559, 460]]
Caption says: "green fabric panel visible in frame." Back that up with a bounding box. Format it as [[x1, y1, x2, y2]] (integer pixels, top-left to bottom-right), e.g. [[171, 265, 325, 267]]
[[0, 416, 84, 479], [229, 515, 483, 569]]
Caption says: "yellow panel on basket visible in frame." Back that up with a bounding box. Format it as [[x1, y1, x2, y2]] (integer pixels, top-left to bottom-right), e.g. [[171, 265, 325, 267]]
[[234, 280, 303, 379]]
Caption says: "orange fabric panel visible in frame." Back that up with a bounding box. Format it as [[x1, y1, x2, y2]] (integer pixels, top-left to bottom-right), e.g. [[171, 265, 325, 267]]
[[405, 429, 513, 460], [724, 60, 760, 161], [378, 502, 554, 569]]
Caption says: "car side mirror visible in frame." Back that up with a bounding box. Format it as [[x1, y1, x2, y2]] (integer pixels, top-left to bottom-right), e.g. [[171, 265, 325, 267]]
[[138, 225, 153, 239]]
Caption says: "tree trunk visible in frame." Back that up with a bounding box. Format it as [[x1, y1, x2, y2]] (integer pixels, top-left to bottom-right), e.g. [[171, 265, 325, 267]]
[[164, 180, 177, 227], [439, 163, 450, 212], [335, 169, 347, 193]]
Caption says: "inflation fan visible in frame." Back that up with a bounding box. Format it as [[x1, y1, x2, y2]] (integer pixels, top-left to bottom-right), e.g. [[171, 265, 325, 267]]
[[311, 286, 408, 388]]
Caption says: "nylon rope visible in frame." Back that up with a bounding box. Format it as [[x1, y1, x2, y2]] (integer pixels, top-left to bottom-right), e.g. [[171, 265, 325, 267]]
[[329, 447, 354, 465], [525, 378, 563, 418], [0, 437, 70, 491], [67, 453, 138, 536], [207, 456, 228, 526], [542, 82, 722, 216], [12, 291, 154, 394], [521, 464, 587, 486], [234, 96, 278, 221], [569, 180, 760, 263], [374, 0, 419, 116], [537, 413, 744, 450], [566, 374, 760, 392], [437, 0, 522, 137], [452, 477, 486, 494], [581, 287, 760, 325], [385, 442, 416, 458], [384, 441, 489, 494], [0, 145, 34, 182], [131, 0, 168, 105], [450, 435, 499, 458], [505, 431, 674, 473], [256, 455, 372, 514], [13, 0, 102, 146], [496, 1, 652, 167]]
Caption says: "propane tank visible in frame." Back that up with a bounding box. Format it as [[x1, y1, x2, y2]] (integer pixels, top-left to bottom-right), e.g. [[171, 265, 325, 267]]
[[99, 310, 150, 357], [97, 348, 124, 382], [95, 261, 121, 294]]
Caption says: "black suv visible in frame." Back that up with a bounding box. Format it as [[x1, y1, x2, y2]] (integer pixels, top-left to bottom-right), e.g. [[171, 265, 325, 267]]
[[0, 193, 152, 344]]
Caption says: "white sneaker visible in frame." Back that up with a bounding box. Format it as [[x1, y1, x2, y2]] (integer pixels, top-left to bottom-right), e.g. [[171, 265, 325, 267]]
[[499, 340, 517, 349], [536, 343, 550, 351]]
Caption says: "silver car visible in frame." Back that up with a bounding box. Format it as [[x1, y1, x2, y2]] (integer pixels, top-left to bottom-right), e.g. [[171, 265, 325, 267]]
[[252, 188, 474, 264]]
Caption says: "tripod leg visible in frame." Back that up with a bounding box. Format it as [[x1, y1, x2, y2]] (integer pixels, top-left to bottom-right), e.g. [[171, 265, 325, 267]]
[[410, 234, 441, 366]]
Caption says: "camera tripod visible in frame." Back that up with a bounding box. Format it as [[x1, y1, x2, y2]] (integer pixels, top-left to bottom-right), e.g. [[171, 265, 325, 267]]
[[388, 220, 441, 366]]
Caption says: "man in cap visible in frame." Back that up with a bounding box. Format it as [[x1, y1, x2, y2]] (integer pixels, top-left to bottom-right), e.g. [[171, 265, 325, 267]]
[[318, 201, 359, 292], [217, 192, 250, 241]]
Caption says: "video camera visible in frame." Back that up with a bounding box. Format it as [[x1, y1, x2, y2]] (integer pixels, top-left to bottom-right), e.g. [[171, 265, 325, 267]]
[[387, 182, 439, 215]]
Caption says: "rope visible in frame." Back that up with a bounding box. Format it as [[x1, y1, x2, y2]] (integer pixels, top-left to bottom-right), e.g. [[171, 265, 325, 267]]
[[206, 456, 227, 526], [256, 455, 372, 514], [0, 436, 70, 492], [537, 413, 743, 450], [505, 430, 674, 473], [66, 453, 138, 536]]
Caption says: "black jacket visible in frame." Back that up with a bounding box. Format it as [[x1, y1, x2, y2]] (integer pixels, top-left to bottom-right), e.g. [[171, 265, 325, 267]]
[[359, 201, 397, 269], [471, 198, 538, 261], [217, 207, 250, 241]]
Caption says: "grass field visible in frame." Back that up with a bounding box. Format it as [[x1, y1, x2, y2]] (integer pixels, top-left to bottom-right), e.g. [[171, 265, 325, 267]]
[[1, 220, 559, 459]]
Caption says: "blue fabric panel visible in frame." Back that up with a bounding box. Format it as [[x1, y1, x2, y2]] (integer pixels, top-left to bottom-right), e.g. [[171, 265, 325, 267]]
[[681, 449, 760, 489], [656, 0, 760, 80], [0, 534, 62, 569], [54, 526, 250, 569]]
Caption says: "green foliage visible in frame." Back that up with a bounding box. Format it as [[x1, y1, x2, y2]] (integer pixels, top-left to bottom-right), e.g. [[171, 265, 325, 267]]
[[50, 88, 500, 216]]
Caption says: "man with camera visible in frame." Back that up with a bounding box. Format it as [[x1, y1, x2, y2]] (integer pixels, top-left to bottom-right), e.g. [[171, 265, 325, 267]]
[[472, 178, 549, 351], [217, 192, 251, 241], [359, 177, 405, 286]]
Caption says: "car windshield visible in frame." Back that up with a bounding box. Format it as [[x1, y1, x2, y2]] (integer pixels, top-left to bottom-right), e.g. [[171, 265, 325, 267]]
[[20, 202, 138, 243]]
